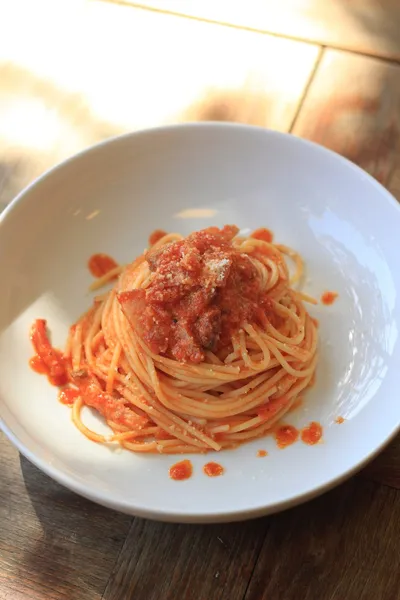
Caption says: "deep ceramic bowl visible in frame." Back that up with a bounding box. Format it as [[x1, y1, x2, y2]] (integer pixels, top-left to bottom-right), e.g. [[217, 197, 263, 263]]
[[1, 123, 400, 522]]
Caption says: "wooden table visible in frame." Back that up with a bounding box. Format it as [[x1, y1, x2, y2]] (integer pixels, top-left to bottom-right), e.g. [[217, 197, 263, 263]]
[[2, 2, 400, 598]]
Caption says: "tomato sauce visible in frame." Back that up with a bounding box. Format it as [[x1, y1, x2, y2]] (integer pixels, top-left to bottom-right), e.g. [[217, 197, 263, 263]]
[[203, 462, 224, 477], [321, 291, 338, 305], [257, 450, 268, 457], [275, 425, 299, 449], [88, 253, 118, 278], [149, 229, 168, 246], [250, 228, 273, 243], [29, 355, 47, 375], [257, 397, 289, 422], [118, 225, 271, 364], [335, 416, 345, 424], [79, 381, 149, 429], [29, 320, 68, 386], [29, 318, 149, 428], [301, 421, 323, 445], [58, 388, 80, 405], [169, 459, 193, 481]]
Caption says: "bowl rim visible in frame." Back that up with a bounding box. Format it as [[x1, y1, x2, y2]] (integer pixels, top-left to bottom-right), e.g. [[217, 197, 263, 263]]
[[2, 121, 400, 226], [1, 122, 400, 523]]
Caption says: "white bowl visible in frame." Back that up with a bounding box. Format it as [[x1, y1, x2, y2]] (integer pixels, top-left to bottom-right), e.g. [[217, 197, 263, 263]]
[[1, 123, 400, 523]]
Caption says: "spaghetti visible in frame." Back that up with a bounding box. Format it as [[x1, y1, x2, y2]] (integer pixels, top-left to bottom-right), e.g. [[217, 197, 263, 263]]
[[30, 225, 318, 454]]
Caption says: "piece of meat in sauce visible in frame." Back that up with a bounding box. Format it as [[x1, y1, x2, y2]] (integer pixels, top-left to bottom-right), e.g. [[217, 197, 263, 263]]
[[118, 225, 262, 363]]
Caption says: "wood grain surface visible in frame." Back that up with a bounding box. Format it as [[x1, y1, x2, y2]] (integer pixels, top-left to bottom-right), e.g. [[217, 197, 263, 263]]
[[293, 49, 400, 186], [103, 518, 269, 600], [0, 433, 132, 600], [245, 478, 400, 600], [2, 2, 400, 600], [127, 0, 400, 61]]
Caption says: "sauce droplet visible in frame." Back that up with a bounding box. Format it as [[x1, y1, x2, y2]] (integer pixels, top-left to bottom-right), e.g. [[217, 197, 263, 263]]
[[321, 291, 338, 305], [275, 425, 299, 449], [257, 450, 268, 458], [335, 416, 345, 424], [301, 421, 323, 445], [58, 388, 80, 405], [29, 355, 47, 375], [29, 319, 68, 386], [149, 229, 168, 246], [203, 462, 224, 477], [169, 459, 193, 481], [250, 227, 274, 244], [88, 253, 119, 278]]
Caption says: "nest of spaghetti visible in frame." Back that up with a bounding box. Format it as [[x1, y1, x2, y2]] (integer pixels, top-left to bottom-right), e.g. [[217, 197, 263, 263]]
[[61, 225, 318, 453]]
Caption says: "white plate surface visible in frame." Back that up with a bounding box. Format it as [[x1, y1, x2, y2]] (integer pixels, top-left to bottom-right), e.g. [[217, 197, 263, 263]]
[[1, 123, 400, 523]]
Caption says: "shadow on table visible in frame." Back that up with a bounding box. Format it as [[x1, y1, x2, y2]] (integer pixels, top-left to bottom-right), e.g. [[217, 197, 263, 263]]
[[185, 86, 272, 128], [19, 453, 132, 600], [99, 476, 394, 600]]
